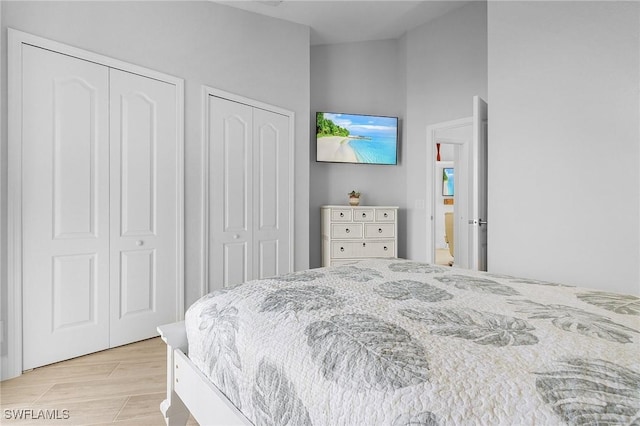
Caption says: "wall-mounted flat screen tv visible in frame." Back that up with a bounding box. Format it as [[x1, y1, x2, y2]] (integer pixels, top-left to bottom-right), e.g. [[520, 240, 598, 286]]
[[316, 112, 398, 165]]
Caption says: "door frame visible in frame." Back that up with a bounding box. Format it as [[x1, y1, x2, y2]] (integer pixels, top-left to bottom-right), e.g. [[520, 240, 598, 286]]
[[426, 117, 473, 266], [5, 29, 185, 380], [200, 86, 295, 296]]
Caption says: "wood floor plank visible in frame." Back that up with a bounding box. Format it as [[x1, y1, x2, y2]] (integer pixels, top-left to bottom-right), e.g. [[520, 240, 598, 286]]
[[114, 392, 165, 422], [35, 375, 165, 404], [108, 360, 164, 380], [1, 362, 119, 388], [0, 338, 198, 424], [0, 383, 53, 406], [1, 396, 128, 425]]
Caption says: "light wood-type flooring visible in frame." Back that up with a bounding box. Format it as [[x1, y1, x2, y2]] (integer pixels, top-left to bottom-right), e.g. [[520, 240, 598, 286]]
[[0, 338, 198, 425]]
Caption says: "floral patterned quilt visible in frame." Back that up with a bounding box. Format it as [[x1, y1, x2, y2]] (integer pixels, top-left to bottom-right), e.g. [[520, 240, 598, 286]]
[[185, 259, 640, 425]]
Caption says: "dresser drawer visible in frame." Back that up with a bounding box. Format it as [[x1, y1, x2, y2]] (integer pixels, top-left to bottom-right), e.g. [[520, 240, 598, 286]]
[[331, 208, 352, 221], [331, 223, 363, 239], [375, 209, 396, 221], [364, 223, 395, 238], [331, 241, 395, 259], [353, 209, 374, 222]]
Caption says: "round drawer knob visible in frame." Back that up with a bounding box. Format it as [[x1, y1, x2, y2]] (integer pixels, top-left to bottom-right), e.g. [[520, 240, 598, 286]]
[[340, 247, 344, 252], [362, 242, 366, 247], [340, 212, 344, 217], [384, 246, 388, 251], [346, 228, 350, 233], [233, 234, 239, 239], [362, 213, 366, 217], [136, 240, 144, 246], [378, 228, 383, 233], [384, 213, 388, 217]]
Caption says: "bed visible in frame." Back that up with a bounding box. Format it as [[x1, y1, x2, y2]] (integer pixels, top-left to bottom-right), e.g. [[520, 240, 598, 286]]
[[158, 259, 640, 425]]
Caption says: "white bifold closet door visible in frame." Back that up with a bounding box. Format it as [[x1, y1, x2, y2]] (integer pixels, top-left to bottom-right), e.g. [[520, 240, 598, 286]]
[[108, 67, 178, 347], [21, 44, 178, 369], [208, 95, 290, 289]]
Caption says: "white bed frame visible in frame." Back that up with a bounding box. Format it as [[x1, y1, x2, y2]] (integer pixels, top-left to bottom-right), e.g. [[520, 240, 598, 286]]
[[157, 322, 252, 426]]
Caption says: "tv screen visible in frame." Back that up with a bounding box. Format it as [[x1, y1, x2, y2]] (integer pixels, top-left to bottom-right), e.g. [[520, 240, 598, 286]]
[[443, 167, 454, 196], [316, 112, 398, 165]]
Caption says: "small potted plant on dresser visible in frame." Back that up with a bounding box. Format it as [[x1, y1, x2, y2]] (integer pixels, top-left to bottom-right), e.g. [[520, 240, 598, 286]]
[[348, 190, 360, 206]]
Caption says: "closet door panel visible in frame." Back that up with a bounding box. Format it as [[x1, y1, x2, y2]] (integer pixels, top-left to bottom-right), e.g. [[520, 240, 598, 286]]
[[224, 243, 248, 286], [209, 96, 253, 289], [253, 108, 290, 279], [224, 115, 250, 233], [119, 91, 156, 236], [109, 69, 178, 346], [22, 45, 110, 369]]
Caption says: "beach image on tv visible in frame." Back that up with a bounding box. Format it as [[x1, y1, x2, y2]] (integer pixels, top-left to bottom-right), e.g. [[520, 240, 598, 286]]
[[316, 112, 398, 164]]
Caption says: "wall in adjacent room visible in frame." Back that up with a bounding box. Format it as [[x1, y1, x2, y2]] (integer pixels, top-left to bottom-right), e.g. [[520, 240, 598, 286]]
[[310, 39, 406, 267], [488, 1, 639, 294]]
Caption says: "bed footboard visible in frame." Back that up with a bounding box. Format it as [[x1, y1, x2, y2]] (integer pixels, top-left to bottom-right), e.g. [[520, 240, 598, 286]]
[[158, 321, 251, 426], [158, 322, 190, 426]]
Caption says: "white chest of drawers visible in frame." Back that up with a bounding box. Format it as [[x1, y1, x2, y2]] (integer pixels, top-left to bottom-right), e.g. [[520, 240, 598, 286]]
[[321, 205, 398, 267]]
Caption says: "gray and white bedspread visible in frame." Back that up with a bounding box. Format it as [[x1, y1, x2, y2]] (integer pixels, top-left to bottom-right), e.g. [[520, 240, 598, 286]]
[[185, 259, 640, 425]]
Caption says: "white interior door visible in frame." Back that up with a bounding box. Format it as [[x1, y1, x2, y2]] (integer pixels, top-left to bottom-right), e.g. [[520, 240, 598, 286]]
[[207, 95, 291, 290], [109, 69, 179, 346], [470, 96, 489, 271], [427, 121, 471, 268], [252, 108, 291, 279], [12, 30, 184, 376], [453, 142, 470, 269], [428, 98, 487, 273], [22, 45, 110, 369], [209, 96, 253, 288]]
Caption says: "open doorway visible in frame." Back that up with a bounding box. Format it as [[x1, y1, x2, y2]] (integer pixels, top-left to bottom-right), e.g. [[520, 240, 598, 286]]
[[426, 97, 488, 271], [427, 120, 473, 268], [435, 156, 455, 266]]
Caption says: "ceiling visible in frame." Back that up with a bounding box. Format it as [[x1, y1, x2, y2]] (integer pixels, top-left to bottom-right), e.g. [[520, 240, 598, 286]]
[[215, 1, 470, 45]]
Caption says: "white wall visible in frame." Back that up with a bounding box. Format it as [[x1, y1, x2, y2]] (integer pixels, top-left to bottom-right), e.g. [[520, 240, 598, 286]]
[[309, 2, 487, 269], [0, 1, 310, 372], [404, 1, 488, 262], [488, 1, 640, 295], [309, 39, 407, 267]]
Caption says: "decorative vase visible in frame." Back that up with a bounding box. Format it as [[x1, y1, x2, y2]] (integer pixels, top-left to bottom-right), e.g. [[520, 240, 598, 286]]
[[349, 196, 360, 206]]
